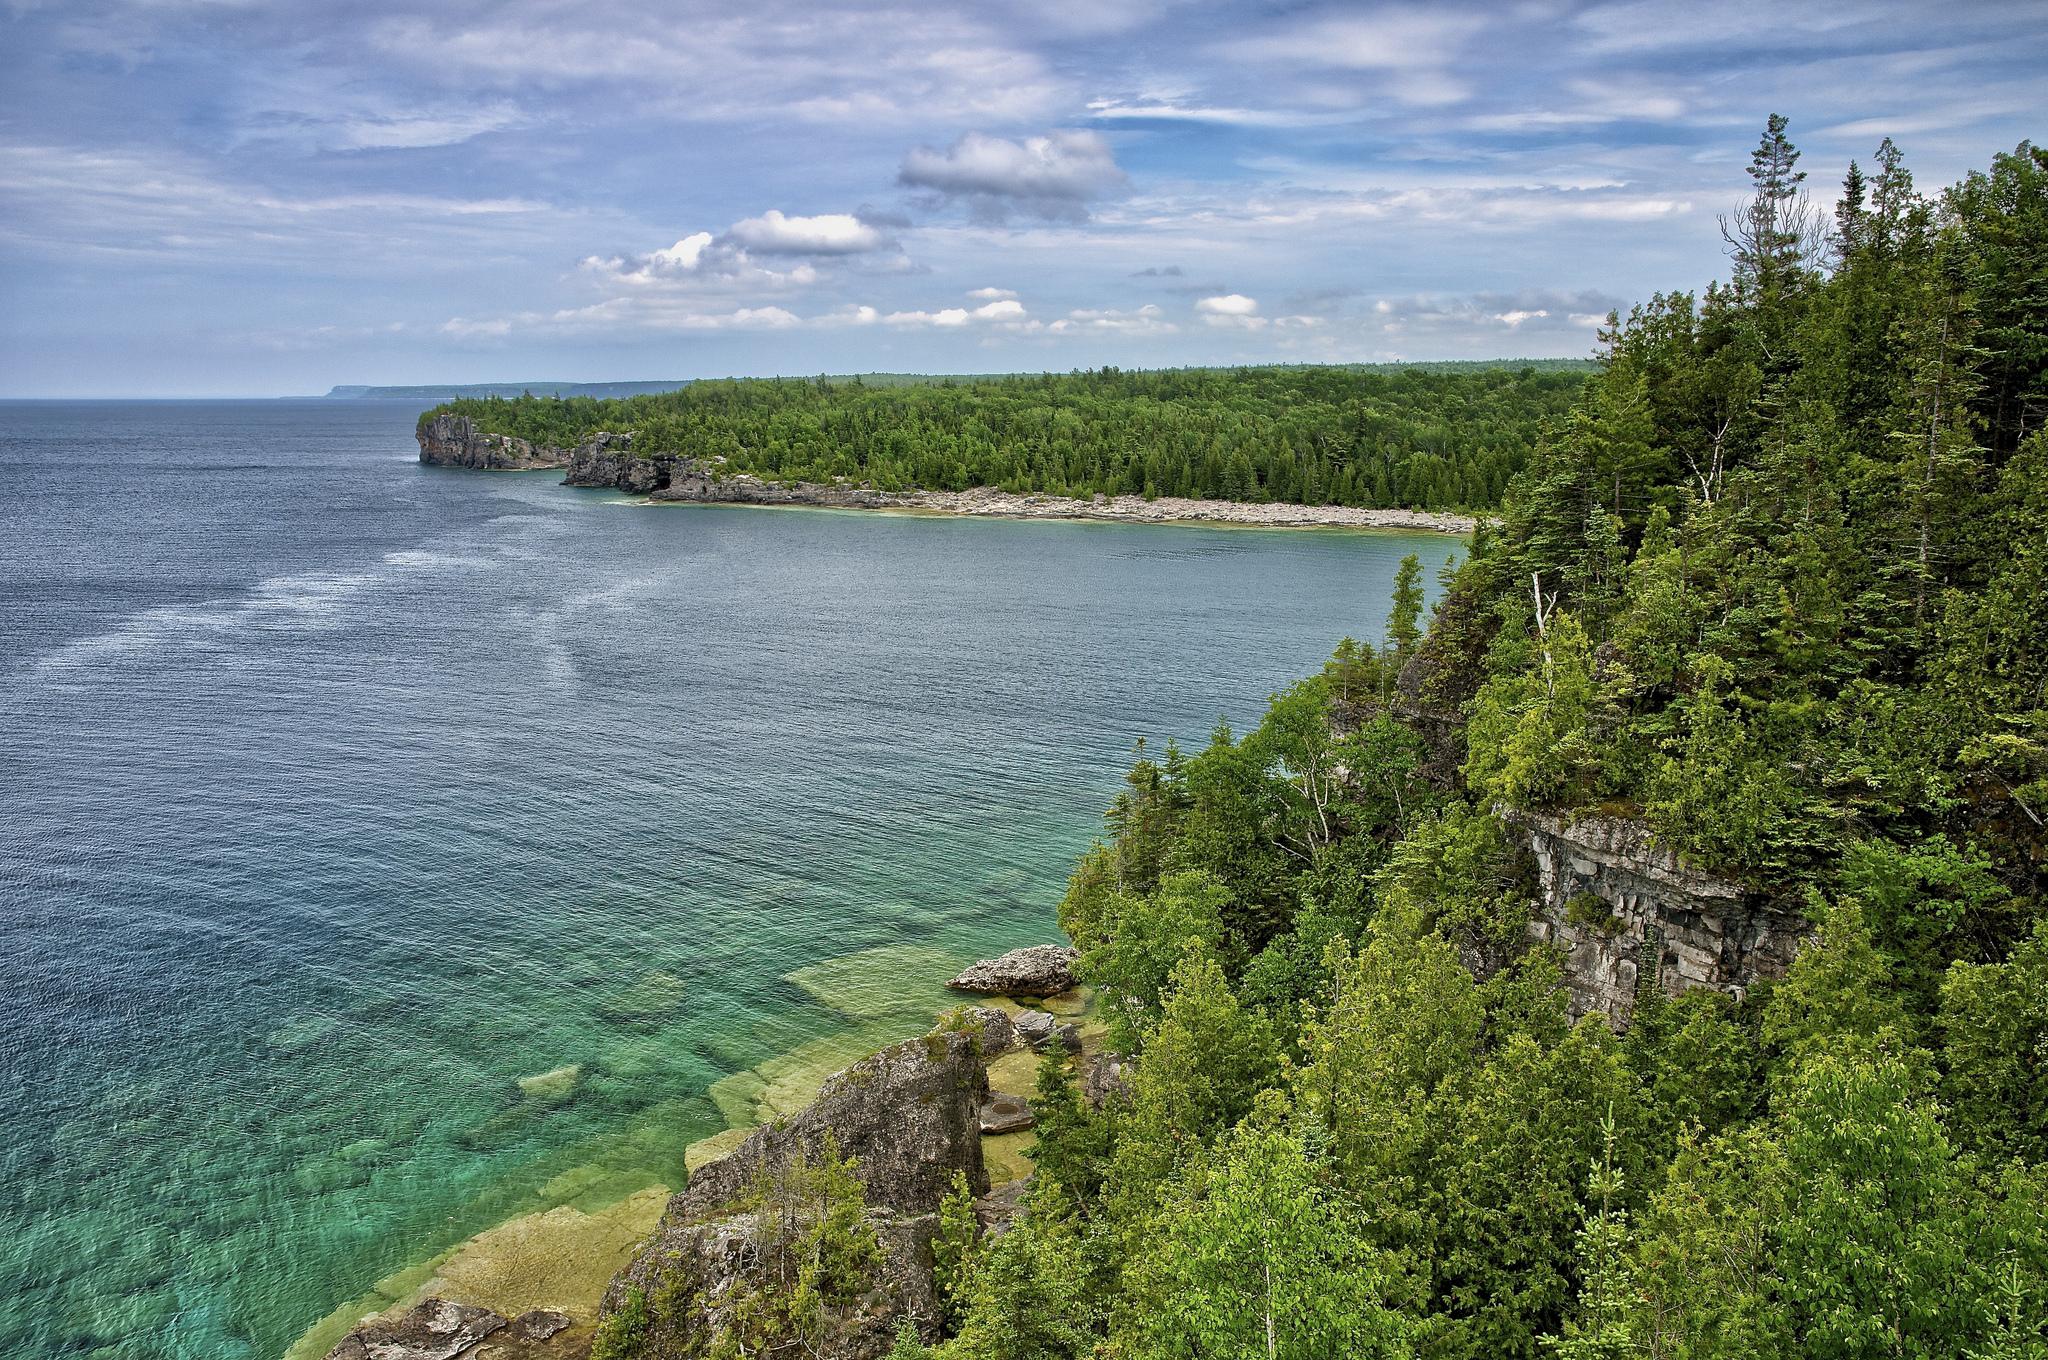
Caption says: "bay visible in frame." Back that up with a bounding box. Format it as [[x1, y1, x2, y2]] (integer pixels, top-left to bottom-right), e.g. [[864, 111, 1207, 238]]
[[0, 398, 1458, 1358]]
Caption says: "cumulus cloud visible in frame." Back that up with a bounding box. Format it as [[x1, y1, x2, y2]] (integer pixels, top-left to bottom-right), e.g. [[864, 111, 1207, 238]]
[[968, 286, 1019, 300], [899, 129, 1126, 221], [1196, 293, 1259, 316], [579, 205, 901, 295], [725, 210, 890, 255]]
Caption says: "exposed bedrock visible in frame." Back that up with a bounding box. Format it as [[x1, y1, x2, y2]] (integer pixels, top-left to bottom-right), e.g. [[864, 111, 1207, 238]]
[[324, 1299, 578, 1360], [946, 944, 1080, 998], [1508, 809, 1806, 1023], [596, 1029, 990, 1357], [416, 415, 578, 472]]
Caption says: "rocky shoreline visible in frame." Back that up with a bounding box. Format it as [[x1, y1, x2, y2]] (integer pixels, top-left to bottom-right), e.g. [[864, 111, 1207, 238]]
[[314, 946, 1096, 1360], [416, 414, 1478, 535]]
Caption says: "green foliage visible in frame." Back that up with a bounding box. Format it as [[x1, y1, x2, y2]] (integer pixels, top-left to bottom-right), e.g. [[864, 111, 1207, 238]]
[[1027, 1047, 1115, 1205], [1940, 920, 2048, 1162], [1079, 869, 1233, 1050], [1389, 553, 1427, 658], [430, 364, 1589, 511], [1120, 1094, 1408, 1359], [629, 123, 2048, 1360], [933, 1170, 979, 1330], [1545, 1114, 1640, 1360], [939, 1181, 1103, 1360], [590, 1287, 650, 1360]]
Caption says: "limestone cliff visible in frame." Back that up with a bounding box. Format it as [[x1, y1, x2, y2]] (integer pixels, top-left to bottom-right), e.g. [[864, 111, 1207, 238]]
[[594, 1026, 994, 1358], [1509, 809, 1805, 1022], [416, 414, 578, 472]]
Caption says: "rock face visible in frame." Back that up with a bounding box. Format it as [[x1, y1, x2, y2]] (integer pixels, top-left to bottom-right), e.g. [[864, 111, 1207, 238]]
[[946, 945, 1079, 998], [671, 1029, 988, 1219], [416, 415, 578, 472], [1510, 810, 1805, 1023], [324, 1299, 580, 1360], [596, 1029, 989, 1358]]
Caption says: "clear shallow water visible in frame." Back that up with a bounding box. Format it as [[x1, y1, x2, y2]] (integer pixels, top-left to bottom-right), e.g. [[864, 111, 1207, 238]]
[[0, 399, 1457, 1359]]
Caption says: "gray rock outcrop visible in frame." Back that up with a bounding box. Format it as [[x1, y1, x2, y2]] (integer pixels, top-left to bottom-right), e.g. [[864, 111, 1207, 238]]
[[324, 1299, 578, 1360], [416, 415, 577, 472], [980, 1093, 1034, 1135], [1510, 809, 1805, 1023], [594, 1028, 989, 1358], [946, 945, 1079, 998]]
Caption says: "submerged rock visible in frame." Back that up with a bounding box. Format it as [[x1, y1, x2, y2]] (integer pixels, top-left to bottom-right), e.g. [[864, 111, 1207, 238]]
[[946, 945, 1079, 998], [322, 1299, 492, 1359]]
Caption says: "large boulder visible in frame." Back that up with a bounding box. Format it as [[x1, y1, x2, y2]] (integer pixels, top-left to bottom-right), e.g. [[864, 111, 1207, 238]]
[[946, 945, 1079, 998], [672, 1028, 988, 1219]]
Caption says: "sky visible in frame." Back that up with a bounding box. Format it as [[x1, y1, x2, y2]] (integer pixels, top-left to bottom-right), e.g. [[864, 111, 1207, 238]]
[[0, 0, 2043, 396]]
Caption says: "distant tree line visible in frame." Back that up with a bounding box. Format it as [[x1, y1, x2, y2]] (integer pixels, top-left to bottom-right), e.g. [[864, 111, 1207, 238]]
[[427, 364, 1593, 512]]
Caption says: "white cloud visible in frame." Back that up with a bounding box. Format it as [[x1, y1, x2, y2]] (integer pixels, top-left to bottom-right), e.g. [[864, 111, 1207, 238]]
[[725, 210, 889, 255], [1048, 304, 1176, 335], [578, 206, 899, 295], [1195, 293, 1259, 316], [1495, 309, 1549, 326], [883, 297, 1031, 327], [899, 129, 1126, 220], [968, 286, 1019, 300]]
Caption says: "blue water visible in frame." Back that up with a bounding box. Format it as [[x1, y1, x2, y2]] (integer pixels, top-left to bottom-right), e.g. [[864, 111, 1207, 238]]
[[0, 399, 1458, 1358]]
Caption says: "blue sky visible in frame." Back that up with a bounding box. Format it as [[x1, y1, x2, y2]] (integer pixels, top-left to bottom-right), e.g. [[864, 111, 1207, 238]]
[[1, 0, 2042, 396]]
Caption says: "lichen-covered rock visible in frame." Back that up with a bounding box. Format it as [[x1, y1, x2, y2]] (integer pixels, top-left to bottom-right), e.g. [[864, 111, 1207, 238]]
[[1510, 809, 1805, 1023], [561, 433, 660, 492], [960, 1005, 1016, 1056], [948, 945, 1079, 998], [974, 1179, 1030, 1239], [1011, 1009, 1057, 1048], [599, 1209, 939, 1360], [671, 1029, 988, 1220], [1080, 1051, 1133, 1108], [594, 1028, 991, 1358]]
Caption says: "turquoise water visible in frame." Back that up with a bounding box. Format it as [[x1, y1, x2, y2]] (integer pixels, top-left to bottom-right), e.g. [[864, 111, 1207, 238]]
[[0, 399, 1457, 1358]]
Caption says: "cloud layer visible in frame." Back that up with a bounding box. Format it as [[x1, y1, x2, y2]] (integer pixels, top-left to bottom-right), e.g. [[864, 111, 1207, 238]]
[[2, 0, 2044, 393]]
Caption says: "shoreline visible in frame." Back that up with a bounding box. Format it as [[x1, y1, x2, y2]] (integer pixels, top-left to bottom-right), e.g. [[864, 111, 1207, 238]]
[[743, 485, 1480, 534], [290, 943, 1056, 1359], [414, 417, 1478, 535]]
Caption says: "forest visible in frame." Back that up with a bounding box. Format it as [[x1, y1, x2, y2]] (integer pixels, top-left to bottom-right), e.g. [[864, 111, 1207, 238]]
[[427, 362, 1591, 511], [593, 122, 2046, 1360], [894, 124, 2047, 1360]]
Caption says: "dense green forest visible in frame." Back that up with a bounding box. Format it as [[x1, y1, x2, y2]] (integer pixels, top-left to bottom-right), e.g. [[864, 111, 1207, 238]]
[[589, 122, 2046, 1360], [888, 124, 2047, 1360], [429, 362, 1591, 511]]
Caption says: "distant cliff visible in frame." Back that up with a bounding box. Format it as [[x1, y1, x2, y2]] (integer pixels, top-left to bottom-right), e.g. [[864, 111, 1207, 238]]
[[416, 414, 1478, 531]]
